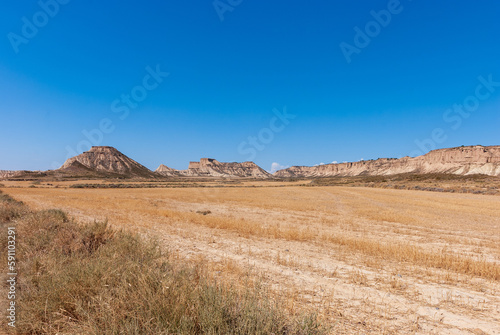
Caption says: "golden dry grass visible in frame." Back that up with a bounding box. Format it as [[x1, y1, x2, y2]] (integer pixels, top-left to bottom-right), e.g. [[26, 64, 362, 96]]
[[0, 191, 323, 334], [2, 183, 500, 334]]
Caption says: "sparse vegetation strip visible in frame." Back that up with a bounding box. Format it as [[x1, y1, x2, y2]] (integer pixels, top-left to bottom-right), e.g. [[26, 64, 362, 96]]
[[0, 190, 324, 334]]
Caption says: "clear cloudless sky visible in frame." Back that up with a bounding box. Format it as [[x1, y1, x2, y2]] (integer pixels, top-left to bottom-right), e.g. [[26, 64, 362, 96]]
[[1, 0, 499, 171]]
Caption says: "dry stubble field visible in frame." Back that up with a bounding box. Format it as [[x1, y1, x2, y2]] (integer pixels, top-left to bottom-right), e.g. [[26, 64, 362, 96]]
[[2, 182, 500, 334]]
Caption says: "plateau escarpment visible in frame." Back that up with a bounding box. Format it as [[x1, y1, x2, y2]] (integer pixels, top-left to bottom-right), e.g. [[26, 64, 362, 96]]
[[274, 145, 500, 177]]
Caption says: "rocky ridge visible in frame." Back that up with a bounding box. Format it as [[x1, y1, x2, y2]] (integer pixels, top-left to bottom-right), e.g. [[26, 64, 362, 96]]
[[0, 170, 22, 179], [274, 145, 500, 177], [2, 145, 500, 180], [156, 158, 271, 178]]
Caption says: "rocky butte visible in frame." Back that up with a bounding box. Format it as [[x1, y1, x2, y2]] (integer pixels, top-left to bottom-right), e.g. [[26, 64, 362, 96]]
[[60, 146, 157, 178], [274, 145, 500, 178], [156, 158, 271, 178]]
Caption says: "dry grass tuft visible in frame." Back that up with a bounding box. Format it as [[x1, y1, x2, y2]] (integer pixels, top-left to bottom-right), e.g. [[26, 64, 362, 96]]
[[322, 233, 500, 281], [0, 191, 26, 224], [0, 191, 325, 335]]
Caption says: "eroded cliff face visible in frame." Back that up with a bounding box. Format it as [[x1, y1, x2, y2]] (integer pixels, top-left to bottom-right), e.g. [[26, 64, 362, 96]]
[[156, 158, 271, 178], [4, 145, 500, 180], [0, 171, 21, 179], [60, 146, 156, 178], [155, 164, 181, 177], [185, 159, 271, 177], [274, 146, 500, 177]]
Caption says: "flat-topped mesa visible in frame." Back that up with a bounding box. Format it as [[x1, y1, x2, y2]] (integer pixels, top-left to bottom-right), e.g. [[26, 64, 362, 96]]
[[181, 158, 271, 178], [274, 145, 500, 178], [188, 158, 218, 170], [200, 158, 217, 164], [89, 146, 119, 151], [60, 146, 156, 178]]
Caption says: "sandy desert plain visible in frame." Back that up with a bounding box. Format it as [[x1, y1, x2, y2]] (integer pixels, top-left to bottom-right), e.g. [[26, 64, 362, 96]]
[[1, 178, 499, 334]]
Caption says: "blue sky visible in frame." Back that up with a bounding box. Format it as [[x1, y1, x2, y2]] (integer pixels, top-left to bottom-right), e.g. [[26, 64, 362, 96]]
[[1, 0, 499, 172]]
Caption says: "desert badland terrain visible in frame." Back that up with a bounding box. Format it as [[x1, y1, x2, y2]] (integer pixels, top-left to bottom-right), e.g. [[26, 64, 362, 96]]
[[1, 145, 500, 334]]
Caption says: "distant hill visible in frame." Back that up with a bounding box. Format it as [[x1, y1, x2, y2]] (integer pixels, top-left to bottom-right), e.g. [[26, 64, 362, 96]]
[[274, 145, 500, 177], [156, 158, 271, 178], [2, 145, 500, 181], [59, 146, 157, 178], [155, 164, 181, 177], [0, 170, 23, 179]]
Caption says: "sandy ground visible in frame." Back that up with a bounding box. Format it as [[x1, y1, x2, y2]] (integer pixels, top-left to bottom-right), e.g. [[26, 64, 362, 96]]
[[2, 184, 500, 334]]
